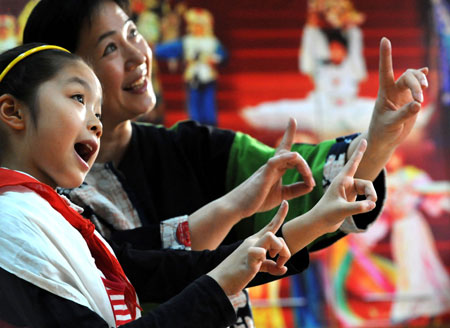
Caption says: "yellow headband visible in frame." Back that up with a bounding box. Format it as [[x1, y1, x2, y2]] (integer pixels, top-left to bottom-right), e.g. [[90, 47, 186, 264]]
[[0, 45, 71, 83]]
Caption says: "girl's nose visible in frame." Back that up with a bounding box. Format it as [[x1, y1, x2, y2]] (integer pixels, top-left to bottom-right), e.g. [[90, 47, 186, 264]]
[[88, 112, 102, 138]]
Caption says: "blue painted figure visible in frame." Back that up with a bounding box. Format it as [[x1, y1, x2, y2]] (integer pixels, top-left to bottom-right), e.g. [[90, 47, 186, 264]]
[[156, 7, 227, 126]]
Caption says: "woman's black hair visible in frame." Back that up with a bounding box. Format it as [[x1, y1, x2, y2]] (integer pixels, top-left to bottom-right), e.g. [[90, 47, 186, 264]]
[[23, 0, 130, 53], [0, 43, 81, 123]]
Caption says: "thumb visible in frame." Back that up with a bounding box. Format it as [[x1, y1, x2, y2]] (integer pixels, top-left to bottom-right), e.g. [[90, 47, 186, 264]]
[[342, 199, 376, 218], [393, 101, 421, 123]]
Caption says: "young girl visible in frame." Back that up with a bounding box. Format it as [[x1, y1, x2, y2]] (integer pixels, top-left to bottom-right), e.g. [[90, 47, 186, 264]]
[[0, 43, 377, 327]]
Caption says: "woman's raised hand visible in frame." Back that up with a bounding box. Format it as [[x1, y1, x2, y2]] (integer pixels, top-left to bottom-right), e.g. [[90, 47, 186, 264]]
[[225, 118, 315, 219]]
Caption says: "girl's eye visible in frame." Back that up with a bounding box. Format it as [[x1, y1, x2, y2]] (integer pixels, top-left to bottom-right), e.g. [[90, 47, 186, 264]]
[[103, 43, 117, 56], [72, 94, 85, 104], [95, 113, 102, 120]]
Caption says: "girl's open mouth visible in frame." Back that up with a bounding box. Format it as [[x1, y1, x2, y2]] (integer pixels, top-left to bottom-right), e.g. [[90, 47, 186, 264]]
[[74, 141, 97, 163]]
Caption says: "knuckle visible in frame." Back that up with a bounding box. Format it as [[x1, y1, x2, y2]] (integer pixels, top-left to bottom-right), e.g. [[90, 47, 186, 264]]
[[267, 157, 277, 166]]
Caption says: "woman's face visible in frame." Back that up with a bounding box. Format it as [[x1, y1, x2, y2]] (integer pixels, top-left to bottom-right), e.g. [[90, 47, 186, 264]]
[[76, 1, 156, 130]]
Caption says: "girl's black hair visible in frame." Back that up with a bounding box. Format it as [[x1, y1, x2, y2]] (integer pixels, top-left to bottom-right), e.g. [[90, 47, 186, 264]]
[[0, 43, 81, 123], [23, 0, 131, 53]]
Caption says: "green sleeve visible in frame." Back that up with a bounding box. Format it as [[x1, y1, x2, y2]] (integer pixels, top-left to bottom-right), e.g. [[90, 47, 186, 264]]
[[225, 131, 337, 242]]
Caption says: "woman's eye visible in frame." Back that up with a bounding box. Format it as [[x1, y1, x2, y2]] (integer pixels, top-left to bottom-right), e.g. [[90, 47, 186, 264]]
[[103, 43, 117, 56], [129, 27, 138, 38], [72, 94, 85, 104], [95, 113, 102, 120]]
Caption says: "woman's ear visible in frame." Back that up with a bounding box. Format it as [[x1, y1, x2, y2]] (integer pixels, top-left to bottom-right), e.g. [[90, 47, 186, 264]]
[[0, 94, 26, 131]]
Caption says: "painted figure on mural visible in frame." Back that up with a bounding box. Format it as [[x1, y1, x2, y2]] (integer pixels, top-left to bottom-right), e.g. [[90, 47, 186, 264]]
[[300, 0, 367, 119], [242, 0, 373, 139], [156, 7, 227, 126], [385, 166, 450, 323], [321, 163, 450, 326], [300, 0, 367, 86]]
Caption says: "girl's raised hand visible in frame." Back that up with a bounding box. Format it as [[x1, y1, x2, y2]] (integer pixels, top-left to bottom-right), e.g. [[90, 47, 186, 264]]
[[207, 201, 291, 296], [314, 139, 377, 233]]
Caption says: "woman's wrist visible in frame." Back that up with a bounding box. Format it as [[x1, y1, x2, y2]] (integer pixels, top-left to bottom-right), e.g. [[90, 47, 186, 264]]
[[218, 191, 248, 224]]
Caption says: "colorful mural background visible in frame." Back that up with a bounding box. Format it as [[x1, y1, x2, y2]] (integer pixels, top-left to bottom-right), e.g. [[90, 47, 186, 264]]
[[1, 0, 448, 327]]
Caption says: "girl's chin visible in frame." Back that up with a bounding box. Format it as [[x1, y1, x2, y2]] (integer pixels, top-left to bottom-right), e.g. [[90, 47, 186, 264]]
[[58, 176, 86, 190]]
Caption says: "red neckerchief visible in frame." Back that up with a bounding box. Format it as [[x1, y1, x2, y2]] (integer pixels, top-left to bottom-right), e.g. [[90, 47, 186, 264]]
[[0, 168, 141, 319]]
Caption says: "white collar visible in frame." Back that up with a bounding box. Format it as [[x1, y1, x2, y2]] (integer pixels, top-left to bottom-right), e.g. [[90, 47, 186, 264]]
[[0, 185, 117, 327]]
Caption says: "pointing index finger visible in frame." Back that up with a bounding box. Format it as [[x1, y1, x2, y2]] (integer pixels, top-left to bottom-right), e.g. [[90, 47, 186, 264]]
[[343, 139, 367, 177], [379, 37, 395, 90], [258, 200, 288, 236], [276, 117, 297, 154]]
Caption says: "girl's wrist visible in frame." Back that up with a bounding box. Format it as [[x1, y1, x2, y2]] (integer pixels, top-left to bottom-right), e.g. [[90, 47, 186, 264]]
[[308, 205, 337, 234], [312, 201, 348, 234], [282, 209, 329, 254]]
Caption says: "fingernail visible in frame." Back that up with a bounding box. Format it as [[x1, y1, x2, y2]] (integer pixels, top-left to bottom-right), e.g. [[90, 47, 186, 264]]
[[421, 77, 428, 88], [413, 91, 424, 103]]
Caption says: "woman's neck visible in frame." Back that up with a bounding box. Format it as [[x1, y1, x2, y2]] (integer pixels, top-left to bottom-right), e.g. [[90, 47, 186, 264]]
[[96, 120, 133, 166]]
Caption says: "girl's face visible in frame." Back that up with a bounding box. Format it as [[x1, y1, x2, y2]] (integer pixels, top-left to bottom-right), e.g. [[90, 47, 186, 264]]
[[76, 1, 156, 130], [25, 60, 103, 189]]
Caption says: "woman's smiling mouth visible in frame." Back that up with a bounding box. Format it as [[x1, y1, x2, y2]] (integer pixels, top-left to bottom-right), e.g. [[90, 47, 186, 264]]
[[123, 75, 146, 91]]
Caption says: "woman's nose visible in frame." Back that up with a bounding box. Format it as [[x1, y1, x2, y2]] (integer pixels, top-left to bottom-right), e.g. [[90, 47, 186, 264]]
[[124, 43, 146, 71]]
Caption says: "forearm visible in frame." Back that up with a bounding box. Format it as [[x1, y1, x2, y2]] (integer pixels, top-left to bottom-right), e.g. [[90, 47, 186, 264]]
[[0, 267, 236, 328], [189, 196, 242, 250], [348, 132, 395, 181], [281, 209, 331, 255], [114, 241, 240, 302], [131, 275, 236, 328]]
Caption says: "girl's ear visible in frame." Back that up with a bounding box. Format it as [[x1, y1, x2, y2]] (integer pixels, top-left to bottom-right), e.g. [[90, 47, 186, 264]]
[[0, 94, 26, 131]]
